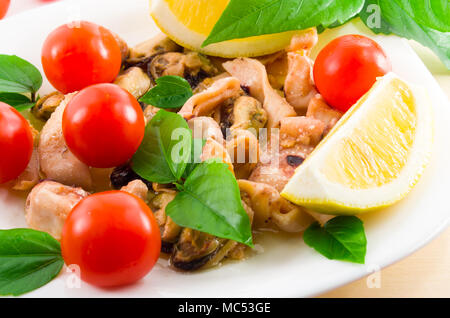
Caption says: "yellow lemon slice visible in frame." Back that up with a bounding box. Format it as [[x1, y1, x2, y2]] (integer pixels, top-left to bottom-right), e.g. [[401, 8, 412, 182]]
[[149, 0, 302, 57], [281, 73, 433, 215]]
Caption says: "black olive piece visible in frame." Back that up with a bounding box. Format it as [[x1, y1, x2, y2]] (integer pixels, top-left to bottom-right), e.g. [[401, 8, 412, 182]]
[[161, 241, 174, 254], [110, 164, 152, 189], [286, 155, 305, 168]]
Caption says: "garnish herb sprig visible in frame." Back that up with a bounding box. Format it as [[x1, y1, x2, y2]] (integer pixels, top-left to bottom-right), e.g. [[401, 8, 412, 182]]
[[303, 216, 367, 264], [132, 109, 254, 247], [0, 54, 42, 110], [0, 229, 64, 296]]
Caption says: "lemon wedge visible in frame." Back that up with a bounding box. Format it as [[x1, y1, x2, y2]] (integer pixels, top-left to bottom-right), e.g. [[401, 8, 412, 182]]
[[281, 73, 433, 215], [149, 0, 302, 57]]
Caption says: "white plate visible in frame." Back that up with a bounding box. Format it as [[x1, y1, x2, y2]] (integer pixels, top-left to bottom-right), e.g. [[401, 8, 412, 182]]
[[0, 0, 449, 298]]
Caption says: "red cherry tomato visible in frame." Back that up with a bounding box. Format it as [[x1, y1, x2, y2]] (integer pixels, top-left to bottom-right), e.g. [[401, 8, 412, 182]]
[[0, 102, 33, 184], [313, 34, 392, 112], [0, 0, 10, 19], [61, 191, 161, 287], [41, 21, 122, 93], [62, 83, 145, 168]]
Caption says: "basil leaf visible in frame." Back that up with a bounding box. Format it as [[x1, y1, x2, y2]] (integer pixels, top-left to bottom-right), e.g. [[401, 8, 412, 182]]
[[0, 55, 42, 94], [0, 229, 64, 296], [166, 162, 254, 247], [140, 76, 193, 109], [361, 0, 450, 69], [132, 110, 191, 184], [303, 216, 367, 264], [182, 138, 207, 179], [0, 92, 34, 111], [202, 0, 364, 46]]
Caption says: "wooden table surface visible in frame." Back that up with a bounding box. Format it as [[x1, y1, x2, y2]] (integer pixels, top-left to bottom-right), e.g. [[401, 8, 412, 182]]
[[4, 0, 450, 298], [320, 42, 450, 298]]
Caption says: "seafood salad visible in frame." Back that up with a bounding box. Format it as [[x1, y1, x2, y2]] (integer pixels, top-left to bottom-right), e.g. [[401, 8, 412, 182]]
[[0, 0, 436, 295]]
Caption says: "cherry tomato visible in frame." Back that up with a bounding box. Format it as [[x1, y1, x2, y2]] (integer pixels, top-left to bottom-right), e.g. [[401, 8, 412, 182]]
[[313, 34, 392, 112], [61, 191, 161, 287], [0, 102, 33, 184], [0, 0, 10, 19], [62, 83, 145, 168], [41, 21, 122, 93]]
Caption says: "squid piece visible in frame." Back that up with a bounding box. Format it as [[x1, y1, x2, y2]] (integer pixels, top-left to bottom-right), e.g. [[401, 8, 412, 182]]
[[305, 210, 334, 226], [112, 32, 129, 62], [249, 116, 325, 192], [188, 116, 224, 143], [226, 129, 259, 179], [238, 180, 314, 232], [149, 51, 218, 88], [38, 93, 94, 190], [223, 58, 296, 128], [284, 29, 319, 114], [279, 116, 325, 150], [143, 105, 161, 123], [120, 179, 149, 202], [170, 199, 254, 271], [306, 94, 343, 135], [114, 67, 151, 99], [25, 181, 89, 239], [284, 52, 317, 114], [178, 77, 242, 120]]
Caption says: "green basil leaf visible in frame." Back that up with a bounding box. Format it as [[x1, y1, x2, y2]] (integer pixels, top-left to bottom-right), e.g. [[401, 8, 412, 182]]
[[182, 138, 207, 179], [0, 92, 34, 111], [390, 0, 450, 33], [140, 76, 193, 109], [132, 110, 192, 184], [360, 0, 450, 69], [202, 0, 364, 47], [0, 55, 42, 94], [166, 162, 254, 247], [303, 216, 367, 264], [0, 229, 64, 296]]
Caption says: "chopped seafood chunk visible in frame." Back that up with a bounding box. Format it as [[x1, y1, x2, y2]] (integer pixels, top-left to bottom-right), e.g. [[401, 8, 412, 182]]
[[120, 179, 149, 202], [114, 67, 151, 99], [178, 77, 242, 120], [128, 33, 181, 60], [25, 181, 89, 239], [223, 58, 296, 128], [239, 180, 313, 232], [38, 93, 94, 190]]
